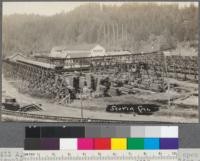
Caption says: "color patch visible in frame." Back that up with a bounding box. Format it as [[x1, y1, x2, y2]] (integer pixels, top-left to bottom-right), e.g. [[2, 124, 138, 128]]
[[111, 138, 127, 150], [40, 138, 59, 150], [78, 138, 94, 150], [144, 138, 160, 149], [145, 126, 161, 138], [85, 126, 101, 138], [100, 126, 116, 137], [94, 138, 111, 150], [130, 126, 145, 137], [41, 127, 68, 138], [24, 138, 41, 150], [161, 126, 178, 138], [25, 127, 41, 138], [60, 138, 77, 150], [68, 127, 85, 138], [160, 138, 179, 149], [41, 126, 85, 138], [115, 126, 130, 137], [127, 138, 144, 149]]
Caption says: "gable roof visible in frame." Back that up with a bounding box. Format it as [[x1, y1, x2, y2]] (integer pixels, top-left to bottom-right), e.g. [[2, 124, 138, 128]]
[[6, 53, 27, 61]]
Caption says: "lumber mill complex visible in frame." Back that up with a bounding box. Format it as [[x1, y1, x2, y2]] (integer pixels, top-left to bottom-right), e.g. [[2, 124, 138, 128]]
[[2, 44, 198, 122]]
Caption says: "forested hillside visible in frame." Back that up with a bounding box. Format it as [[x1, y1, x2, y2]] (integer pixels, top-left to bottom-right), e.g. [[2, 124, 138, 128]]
[[2, 3, 198, 57]]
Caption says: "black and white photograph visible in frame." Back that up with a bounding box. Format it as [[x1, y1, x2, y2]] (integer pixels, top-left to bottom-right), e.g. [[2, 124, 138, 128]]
[[2, 1, 199, 122]]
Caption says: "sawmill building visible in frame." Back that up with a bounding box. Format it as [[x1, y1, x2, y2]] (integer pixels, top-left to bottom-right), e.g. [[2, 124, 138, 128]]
[[49, 44, 106, 58]]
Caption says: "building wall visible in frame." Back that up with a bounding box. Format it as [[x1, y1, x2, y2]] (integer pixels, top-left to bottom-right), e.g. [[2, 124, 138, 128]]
[[90, 45, 106, 57], [50, 50, 68, 58]]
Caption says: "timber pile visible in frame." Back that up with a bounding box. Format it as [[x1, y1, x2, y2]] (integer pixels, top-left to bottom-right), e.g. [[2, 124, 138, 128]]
[[4, 51, 195, 105], [166, 55, 198, 81]]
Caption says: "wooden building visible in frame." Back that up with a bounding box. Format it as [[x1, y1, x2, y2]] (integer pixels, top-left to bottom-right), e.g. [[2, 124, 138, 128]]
[[50, 44, 106, 59]]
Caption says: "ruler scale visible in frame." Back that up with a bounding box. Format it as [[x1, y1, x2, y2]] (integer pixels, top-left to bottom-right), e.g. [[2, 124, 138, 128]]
[[1, 149, 200, 161], [0, 149, 178, 161]]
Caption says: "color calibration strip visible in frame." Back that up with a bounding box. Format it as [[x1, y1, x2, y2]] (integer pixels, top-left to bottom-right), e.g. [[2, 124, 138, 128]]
[[25, 126, 178, 150]]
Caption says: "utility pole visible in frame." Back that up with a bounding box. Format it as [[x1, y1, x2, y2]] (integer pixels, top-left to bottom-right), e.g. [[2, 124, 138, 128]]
[[164, 54, 171, 109], [122, 24, 124, 42], [80, 59, 84, 122], [80, 91, 83, 122]]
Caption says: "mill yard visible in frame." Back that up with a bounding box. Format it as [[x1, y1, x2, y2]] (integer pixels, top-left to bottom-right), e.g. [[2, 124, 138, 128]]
[[2, 43, 198, 123]]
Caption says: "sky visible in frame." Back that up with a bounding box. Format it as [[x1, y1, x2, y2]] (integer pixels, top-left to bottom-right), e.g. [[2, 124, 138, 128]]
[[3, 1, 198, 16]]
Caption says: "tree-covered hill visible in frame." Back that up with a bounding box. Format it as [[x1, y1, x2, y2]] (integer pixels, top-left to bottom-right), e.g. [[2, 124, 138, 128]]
[[2, 3, 198, 57]]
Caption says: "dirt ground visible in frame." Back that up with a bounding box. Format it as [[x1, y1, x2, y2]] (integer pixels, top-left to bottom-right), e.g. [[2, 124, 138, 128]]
[[2, 75, 199, 123]]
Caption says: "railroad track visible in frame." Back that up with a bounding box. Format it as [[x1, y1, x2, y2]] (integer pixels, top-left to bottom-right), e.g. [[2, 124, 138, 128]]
[[1, 109, 176, 123], [0, 109, 135, 123], [2, 108, 196, 123]]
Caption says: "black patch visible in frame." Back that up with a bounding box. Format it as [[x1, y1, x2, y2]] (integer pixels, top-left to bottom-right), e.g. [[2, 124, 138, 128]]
[[25, 127, 41, 138], [24, 138, 41, 150], [41, 126, 85, 138], [106, 104, 159, 115]]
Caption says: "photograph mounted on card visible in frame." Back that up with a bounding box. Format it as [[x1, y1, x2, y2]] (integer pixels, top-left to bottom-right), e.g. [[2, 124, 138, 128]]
[[2, 1, 199, 123]]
